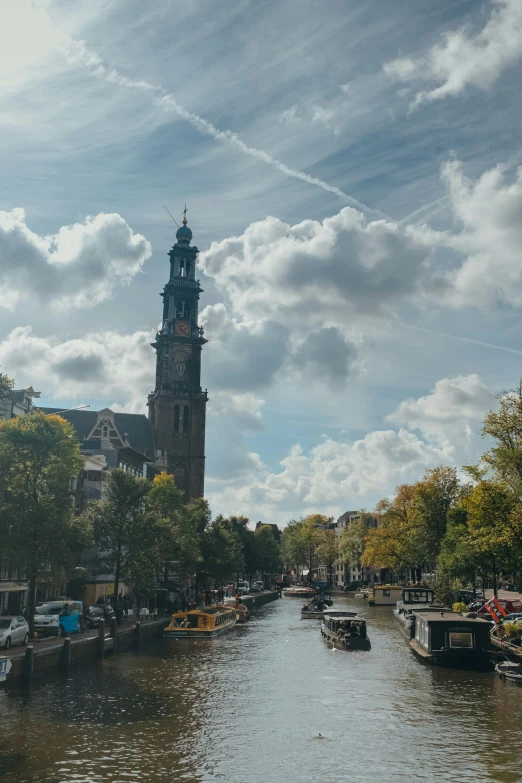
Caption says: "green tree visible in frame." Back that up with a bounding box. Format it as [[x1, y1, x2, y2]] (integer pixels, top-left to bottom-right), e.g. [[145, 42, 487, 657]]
[[474, 383, 522, 492], [316, 528, 338, 586], [85, 469, 153, 606], [338, 516, 369, 582], [0, 369, 13, 403], [281, 515, 329, 584], [254, 524, 282, 577], [200, 516, 245, 585], [0, 412, 86, 638], [414, 466, 463, 559], [148, 472, 204, 582]]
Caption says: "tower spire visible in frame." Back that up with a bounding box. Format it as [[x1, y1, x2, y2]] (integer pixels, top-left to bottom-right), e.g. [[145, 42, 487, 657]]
[[182, 202, 188, 225]]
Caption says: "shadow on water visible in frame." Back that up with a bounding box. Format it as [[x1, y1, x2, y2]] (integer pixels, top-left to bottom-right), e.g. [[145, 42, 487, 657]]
[[1, 597, 522, 783]]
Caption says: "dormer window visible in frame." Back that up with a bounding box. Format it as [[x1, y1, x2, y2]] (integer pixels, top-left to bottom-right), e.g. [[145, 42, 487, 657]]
[[102, 425, 109, 439]]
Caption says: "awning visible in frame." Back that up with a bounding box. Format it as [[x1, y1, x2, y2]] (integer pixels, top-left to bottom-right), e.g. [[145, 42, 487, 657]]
[[302, 569, 310, 576], [0, 582, 28, 592]]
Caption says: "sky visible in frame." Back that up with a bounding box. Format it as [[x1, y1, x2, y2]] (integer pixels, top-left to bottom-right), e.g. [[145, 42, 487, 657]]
[[1, 0, 522, 525]]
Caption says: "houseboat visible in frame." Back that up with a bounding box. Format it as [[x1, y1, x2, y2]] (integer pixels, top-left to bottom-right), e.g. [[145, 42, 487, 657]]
[[393, 587, 438, 637], [409, 610, 491, 669], [321, 610, 371, 651], [368, 585, 403, 606], [283, 587, 317, 598], [163, 606, 237, 639]]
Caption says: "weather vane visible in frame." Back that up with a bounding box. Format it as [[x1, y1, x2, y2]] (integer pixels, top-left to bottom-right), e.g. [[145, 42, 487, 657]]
[[182, 202, 188, 224]]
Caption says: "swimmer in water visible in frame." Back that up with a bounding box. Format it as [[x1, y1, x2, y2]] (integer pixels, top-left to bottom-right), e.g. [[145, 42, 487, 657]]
[[314, 733, 324, 739]]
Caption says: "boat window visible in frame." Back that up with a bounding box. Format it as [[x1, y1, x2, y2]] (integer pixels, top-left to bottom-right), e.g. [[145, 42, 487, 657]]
[[448, 632, 473, 649], [383, 589, 390, 597]]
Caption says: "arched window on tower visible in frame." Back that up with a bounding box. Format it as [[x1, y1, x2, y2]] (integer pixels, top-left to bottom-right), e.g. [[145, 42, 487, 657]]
[[176, 301, 183, 319], [184, 303, 191, 320], [185, 260, 191, 278], [183, 405, 189, 434], [179, 259, 185, 277], [174, 405, 180, 433]]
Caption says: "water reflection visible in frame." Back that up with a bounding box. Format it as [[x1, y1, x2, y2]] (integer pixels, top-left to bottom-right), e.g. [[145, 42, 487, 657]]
[[1, 597, 521, 782]]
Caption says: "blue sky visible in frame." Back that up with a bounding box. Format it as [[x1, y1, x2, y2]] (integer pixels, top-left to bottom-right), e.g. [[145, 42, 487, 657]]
[[1, 0, 522, 523]]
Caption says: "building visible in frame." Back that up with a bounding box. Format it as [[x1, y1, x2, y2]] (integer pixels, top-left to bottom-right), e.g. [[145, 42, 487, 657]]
[[333, 510, 381, 588], [147, 213, 208, 500], [0, 385, 40, 420]]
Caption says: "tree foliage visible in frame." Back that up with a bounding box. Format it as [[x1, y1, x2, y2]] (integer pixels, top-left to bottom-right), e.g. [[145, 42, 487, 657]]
[[0, 413, 86, 637]]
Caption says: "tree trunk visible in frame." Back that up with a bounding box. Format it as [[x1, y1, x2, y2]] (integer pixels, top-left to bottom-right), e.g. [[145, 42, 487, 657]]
[[113, 555, 121, 610], [28, 570, 37, 640]]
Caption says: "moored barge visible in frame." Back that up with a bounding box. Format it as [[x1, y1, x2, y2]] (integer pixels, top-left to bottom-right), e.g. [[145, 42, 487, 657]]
[[409, 610, 491, 669], [163, 606, 237, 639]]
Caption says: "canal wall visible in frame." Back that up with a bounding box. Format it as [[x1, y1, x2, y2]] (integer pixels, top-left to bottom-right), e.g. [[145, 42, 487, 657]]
[[0, 591, 280, 684]]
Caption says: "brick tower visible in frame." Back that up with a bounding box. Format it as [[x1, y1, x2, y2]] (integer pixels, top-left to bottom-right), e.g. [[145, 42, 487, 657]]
[[148, 210, 208, 499]]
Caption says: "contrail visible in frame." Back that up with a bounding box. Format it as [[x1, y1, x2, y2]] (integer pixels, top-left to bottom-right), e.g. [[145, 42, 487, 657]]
[[61, 38, 385, 218], [397, 319, 522, 356]]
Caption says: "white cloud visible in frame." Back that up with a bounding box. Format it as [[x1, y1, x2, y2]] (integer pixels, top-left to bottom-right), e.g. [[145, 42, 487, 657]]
[[441, 161, 522, 309], [0, 326, 155, 411], [206, 373, 495, 522], [384, 0, 522, 106], [387, 374, 495, 449], [0, 0, 65, 87], [0, 209, 151, 310]]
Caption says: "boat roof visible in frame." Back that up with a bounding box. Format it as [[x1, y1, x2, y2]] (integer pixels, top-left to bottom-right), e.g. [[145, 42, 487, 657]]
[[324, 610, 363, 619], [413, 611, 490, 624], [172, 606, 233, 616]]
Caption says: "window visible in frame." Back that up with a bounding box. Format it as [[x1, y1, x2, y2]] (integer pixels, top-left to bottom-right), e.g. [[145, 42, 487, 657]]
[[183, 405, 189, 433], [174, 405, 180, 433], [179, 259, 185, 277], [184, 302, 191, 320], [383, 589, 390, 597], [102, 425, 109, 438], [176, 301, 183, 319], [448, 631, 473, 649], [185, 261, 190, 277]]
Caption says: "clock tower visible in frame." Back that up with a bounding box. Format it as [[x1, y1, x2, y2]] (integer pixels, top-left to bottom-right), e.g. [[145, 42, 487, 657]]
[[148, 211, 208, 499]]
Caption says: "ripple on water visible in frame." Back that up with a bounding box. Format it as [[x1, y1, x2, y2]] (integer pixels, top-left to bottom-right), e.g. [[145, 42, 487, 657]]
[[1, 598, 522, 783]]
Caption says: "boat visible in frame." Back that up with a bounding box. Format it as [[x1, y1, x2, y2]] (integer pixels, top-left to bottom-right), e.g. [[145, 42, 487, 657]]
[[354, 589, 369, 599], [496, 660, 522, 685], [301, 596, 334, 618], [233, 603, 249, 623], [282, 587, 317, 598], [409, 610, 492, 669], [394, 604, 446, 639], [163, 606, 237, 639], [321, 610, 371, 651]]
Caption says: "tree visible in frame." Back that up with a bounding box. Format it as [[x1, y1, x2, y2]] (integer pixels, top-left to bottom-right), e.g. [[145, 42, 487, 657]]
[[200, 516, 245, 585], [338, 516, 369, 582], [316, 529, 338, 586], [148, 473, 204, 582], [414, 467, 463, 559], [0, 369, 13, 403], [474, 383, 522, 493], [85, 469, 153, 607], [0, 412, 86, 638], [254, 524, 282, 577], [362, 485, 429, 579], [280, 515, 329, 584]]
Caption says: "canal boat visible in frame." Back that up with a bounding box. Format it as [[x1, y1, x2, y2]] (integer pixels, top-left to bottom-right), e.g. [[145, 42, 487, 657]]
[[283, 587, 317, 598], [163, 606, 237, 639], [321, 610, 371, 651], [395, 604, 446, 640], [409, 610, 492, 669], [368, 585, 403, 607], [495, 661, 522, 685]]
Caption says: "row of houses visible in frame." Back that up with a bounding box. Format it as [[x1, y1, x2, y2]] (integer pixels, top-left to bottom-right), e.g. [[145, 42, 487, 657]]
[[0, 386, 164, 613]]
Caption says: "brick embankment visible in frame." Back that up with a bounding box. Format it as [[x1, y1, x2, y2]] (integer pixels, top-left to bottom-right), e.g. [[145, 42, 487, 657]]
[[1, 591, 280, 683]]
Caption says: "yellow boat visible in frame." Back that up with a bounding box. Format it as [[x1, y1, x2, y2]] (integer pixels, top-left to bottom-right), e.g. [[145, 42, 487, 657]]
[[163, 605, 237, 639]]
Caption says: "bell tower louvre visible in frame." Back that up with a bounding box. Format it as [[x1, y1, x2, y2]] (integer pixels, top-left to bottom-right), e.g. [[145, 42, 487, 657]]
[[147, 209, 208, 500]]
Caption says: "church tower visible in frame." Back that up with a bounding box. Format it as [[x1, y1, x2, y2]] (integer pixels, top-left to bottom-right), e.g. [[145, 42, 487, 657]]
[[148, 211, 208, 499]]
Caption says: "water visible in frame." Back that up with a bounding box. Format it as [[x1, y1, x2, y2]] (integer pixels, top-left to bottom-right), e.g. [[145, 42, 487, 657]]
[[1, 596, 522, 783]]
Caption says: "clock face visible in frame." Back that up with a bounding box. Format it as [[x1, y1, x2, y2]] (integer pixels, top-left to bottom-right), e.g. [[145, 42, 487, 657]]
[[175, 320, 191, 336]]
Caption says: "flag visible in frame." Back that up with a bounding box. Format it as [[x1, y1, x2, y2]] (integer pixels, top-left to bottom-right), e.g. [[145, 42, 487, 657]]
[[483, 596, 507, 624]]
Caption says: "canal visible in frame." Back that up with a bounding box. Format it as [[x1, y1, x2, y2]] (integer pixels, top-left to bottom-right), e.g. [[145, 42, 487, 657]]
[[1, 596, 522, 783]]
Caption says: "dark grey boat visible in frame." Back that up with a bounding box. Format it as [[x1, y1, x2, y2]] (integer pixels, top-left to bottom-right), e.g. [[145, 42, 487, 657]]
[[409, 610, 491, 669]]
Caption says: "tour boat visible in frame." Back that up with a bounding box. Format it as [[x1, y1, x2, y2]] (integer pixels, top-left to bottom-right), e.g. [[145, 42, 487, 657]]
[[163, 606, 237, 639], [283, 587, 317, 598], [496, 661, 522, 685], [409, 610, 491, 669], [320, 610, 371, 651]]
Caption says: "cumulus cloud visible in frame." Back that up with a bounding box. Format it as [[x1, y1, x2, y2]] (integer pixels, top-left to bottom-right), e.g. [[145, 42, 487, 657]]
[[387, 374, 496, 450], [0, 325, 155, 411], [384, 0, 522, 107], [199, 209, 436, 328], [206, 374, 496, 522], [0, 208, 151, 310], [441, 161, 522, 309], [292, 327, 359, 387]]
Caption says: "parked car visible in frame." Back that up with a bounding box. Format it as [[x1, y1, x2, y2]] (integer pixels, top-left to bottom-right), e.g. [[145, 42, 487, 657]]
[[235, 581, 250, 596], [0, 616, 29, 649], [503, 612, 522, 624], [84, 604, 114, 628], [33, 601, 83, 637]]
